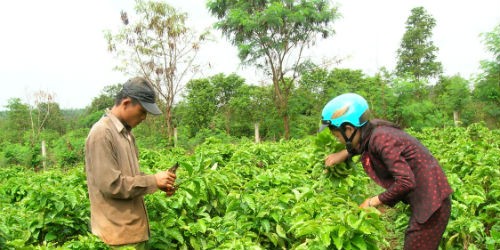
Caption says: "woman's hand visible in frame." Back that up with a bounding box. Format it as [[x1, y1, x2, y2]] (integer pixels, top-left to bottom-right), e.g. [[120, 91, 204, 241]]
[[324, 149, 349, 167], [359, 196, 381, 208]]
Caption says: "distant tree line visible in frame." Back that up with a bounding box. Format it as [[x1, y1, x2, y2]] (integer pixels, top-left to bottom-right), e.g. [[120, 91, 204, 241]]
[[0, 1, 498, 169]]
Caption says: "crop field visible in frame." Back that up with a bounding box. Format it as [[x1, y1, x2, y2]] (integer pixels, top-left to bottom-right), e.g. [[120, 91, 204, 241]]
[[1, 123, 499, 249]]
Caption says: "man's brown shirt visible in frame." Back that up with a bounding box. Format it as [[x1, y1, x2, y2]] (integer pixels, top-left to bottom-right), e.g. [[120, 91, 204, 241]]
[[85, 111, 157, 245]]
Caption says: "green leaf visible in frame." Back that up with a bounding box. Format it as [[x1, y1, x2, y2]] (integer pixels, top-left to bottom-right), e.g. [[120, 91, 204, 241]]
[[294, 221, 318, 237], [351, 235, 367, 250], [333, 234, 343, 249], [346, 213, 362, 229], [292, 188, 302, 201], [190, 236, 201, 250], [197, 219, 207, 233], [338, 225, 347, 238], [320, 226, 332, 247], [55, 201, 65, 212], [276, 224, 287, 238], [181, 161, 193, 176], [242, 195, 256, 212], [260, 219, 271, 233], [45, 232, 57, 242], [167, 228, 185, 244], [265, 232, 279, 246], [358, 221, 374, 235]]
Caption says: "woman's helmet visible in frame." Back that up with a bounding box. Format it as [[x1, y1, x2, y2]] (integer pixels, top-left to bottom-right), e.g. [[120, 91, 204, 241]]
[[319, 93, 369, 132]]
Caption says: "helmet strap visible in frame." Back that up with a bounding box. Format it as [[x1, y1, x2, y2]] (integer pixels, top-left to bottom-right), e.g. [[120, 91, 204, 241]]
[[340, 126, 358, 155]]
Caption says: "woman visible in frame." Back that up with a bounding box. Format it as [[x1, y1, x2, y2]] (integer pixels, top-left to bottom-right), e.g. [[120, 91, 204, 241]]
[[320, 93, 453, 250]]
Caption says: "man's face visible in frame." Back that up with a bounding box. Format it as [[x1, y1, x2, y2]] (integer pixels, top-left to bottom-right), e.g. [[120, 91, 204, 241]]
[[123, 99, 148, 128]]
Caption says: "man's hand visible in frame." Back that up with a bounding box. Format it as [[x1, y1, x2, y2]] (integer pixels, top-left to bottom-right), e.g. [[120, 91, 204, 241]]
[[164, 186, 176, 197], [155, 170, 177, 195]]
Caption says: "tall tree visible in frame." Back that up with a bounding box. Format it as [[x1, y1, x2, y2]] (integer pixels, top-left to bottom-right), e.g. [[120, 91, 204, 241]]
[[39, 102, 66, 135], [395, 6, 442, 81], [228, 84, 275, 138], [182, 77, 218, 137], [473, 24, 500, 127], [181, 73, 247, 136], [105, 0, 207, 144], [4, 98, 31, 143], [207, 0, 339, 139], [211, 73, 246, 135], [26, 90, 59, 145]]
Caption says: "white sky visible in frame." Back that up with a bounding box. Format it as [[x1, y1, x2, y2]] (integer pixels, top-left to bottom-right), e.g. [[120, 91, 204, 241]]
[[0, 0, 499, 110]]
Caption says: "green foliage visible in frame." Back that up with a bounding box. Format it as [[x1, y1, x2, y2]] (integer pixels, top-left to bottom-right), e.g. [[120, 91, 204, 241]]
[[313, 129, 356, 179], [78, 110, 105, 129], [433, 75, 472, 125], [144, 137, 385, 249], [472, 24, 500, 128], [181, 74, 248, 137], [208, 0, 338, 64], [389, 75, 448, 128], [0, 142, 32, 167], [37, 102, 66, 135], [435, 75, 471, 112], [1, 116, 499, 249], [52, 128, 88, 168], [0, 167, 89, 248], [409, 123, 500, 249], [208, 0, 340, 139], [3, 98, 31, 143], [60, 233, 109, 250]]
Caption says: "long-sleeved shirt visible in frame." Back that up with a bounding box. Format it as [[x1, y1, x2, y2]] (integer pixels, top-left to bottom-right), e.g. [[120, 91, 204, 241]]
[[359, 120, 453, 223], [85, 111, 158, 245]]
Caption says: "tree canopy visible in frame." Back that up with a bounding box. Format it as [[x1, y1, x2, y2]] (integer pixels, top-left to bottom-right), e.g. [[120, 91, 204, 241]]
[[207, 0, 339, 139], [395, 6, 442, 81]]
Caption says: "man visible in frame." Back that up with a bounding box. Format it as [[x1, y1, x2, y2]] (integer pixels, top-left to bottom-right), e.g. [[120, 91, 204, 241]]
[[85, 77, 176, 249]]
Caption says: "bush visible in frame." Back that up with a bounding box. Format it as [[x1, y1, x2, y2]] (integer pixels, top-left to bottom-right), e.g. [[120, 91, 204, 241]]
[[52, 128, 88, 168], [0, 142, 32, 167]]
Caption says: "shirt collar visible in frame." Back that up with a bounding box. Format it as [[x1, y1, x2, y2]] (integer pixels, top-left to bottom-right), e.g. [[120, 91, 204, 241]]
[[106, 109, 128, 134]]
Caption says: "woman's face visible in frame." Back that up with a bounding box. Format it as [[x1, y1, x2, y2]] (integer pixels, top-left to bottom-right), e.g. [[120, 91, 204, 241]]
[[330, 125, 361, 147], [330, 128, 346, 144]]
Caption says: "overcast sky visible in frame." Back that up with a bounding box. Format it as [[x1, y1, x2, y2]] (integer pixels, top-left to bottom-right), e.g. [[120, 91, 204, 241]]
[[1, 0, 499, 110]]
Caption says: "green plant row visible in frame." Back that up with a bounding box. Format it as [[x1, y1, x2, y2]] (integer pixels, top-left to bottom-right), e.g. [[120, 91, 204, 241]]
[[0, 123, 498, 249]]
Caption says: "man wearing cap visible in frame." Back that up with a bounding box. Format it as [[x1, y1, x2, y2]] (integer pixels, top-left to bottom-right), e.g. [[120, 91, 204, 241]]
[[85, 76, 175, 249]]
